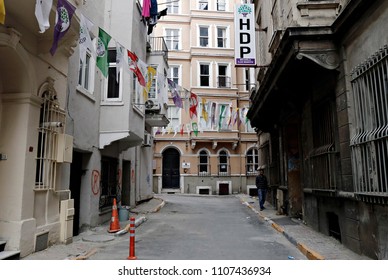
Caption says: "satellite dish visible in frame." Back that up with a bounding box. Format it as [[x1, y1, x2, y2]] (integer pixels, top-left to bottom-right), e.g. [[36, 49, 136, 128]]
[[145, 100, 154, 109]]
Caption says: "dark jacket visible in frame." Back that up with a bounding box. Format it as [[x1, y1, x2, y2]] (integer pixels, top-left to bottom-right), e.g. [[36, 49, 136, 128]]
[[256, 174, 268, 189]]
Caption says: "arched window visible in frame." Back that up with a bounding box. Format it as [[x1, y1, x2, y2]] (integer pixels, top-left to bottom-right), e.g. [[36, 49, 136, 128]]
[[198, 150, 210, 176], [218, 150, 229, 175], [246, 147, 259, 176]]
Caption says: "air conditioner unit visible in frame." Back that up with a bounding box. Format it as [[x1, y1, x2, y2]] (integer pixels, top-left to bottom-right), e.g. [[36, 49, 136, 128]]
[[145, 100, 161, 112], [143, 133, 152, 147]]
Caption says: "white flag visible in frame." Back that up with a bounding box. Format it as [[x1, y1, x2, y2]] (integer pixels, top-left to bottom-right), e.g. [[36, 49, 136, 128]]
[[35, 0, 53, 33], [79, 14, 95, 64], [115, 42, 126, 83]]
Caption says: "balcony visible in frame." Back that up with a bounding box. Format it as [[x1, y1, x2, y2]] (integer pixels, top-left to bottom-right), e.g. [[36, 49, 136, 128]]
[[147, 36, 168, 63]]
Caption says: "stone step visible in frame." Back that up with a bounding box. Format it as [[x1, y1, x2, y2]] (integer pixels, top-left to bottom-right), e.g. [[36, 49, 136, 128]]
[[0, 250, 20, 260]]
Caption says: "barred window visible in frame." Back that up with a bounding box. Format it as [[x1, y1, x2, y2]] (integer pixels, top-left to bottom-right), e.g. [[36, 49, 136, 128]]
[[350, 46, 388, 202], [307, 100, 337, 191], [35, 91, 66, 190]]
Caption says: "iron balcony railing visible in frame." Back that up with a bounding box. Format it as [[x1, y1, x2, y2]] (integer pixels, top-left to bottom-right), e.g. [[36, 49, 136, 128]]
[[246, 163, 259, 176], [198, 163, 211, 176], [218, 163, 231, 176], [217, 76, 231, 88], [147, 36, 168, 62]]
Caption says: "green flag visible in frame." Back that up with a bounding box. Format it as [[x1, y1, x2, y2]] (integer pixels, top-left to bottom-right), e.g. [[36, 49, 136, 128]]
[[96, 28, 111, 77], [218, 104, 226, 130], [192, 122, 198, 136]]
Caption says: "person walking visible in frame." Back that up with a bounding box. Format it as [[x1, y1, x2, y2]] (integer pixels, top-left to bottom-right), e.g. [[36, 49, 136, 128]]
[[256, 167, 268, 211]]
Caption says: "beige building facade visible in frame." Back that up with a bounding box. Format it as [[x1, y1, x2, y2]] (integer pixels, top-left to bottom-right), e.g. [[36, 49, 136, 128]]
[[151, 0, 259, 195]]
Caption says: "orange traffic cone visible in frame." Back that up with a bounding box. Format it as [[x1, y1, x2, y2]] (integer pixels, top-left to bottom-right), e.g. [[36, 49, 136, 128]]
[[108, 198, 121, 233]]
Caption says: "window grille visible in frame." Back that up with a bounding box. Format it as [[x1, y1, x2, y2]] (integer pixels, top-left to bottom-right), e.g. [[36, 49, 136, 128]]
[[350, 45, 388, 203], [307, 100, 337, 191], [35, 91, 66, 190]]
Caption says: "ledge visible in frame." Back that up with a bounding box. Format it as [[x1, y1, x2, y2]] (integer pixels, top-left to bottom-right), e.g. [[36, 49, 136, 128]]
[[297, 1, 340, 10]]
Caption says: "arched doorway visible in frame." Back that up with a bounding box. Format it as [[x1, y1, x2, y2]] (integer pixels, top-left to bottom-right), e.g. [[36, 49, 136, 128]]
[[162, 148, 180, 189]]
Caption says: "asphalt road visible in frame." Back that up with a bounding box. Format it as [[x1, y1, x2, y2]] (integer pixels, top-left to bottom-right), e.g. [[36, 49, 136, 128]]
[[93, 195, 306, 260]]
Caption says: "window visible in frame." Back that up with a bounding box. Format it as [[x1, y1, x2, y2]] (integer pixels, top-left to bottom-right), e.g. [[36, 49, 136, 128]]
[[132, 73, 142, 108], [350, 47, 388, 200], [107, 49, 120, 100], [167, 105, 181, 131], [168, 65, 180, 86], [246, 148, 259, 175], [78, 49, 95, 92], [167, 1, 179, 13], [199, 26, 209, 47], [35, 91, 66, 190], [217, 64, 230, 88], [217, 27, 227, 48], [217, 0, 226, 11], [199, 0, 208, 10], [218, 150, 229, 175], [165, 29, 179, 50], [198, 150, 210, 175], [199, 63, 210, 87]]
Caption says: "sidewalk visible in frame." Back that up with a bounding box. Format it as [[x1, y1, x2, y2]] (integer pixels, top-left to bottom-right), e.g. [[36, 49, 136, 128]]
[[22, 197, 165, 260], [23, 194, 371, 260], [237, 194, 371, 260]]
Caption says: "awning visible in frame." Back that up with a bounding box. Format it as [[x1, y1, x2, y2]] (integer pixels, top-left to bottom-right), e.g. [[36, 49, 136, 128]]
[[145, 113, 169, 127], [99, 131, 143, 151], [247, 27, 339, 132]]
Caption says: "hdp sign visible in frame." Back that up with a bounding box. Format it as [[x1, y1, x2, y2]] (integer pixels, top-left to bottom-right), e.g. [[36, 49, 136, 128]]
[[234, 4, 256, 67]]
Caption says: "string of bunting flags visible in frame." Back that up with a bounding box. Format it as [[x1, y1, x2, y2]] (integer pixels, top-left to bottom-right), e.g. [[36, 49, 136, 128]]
[[3, 0, 250, 136]]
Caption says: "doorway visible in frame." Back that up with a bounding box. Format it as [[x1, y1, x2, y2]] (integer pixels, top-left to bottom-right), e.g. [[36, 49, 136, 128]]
[[69, 151, 82, 236], [162, 148, 180, 188], [121, 160, 131, 206]]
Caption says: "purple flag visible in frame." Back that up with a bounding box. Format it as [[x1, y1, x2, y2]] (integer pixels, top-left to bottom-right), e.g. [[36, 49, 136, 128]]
[[50, 0, 76, 55], [168, 78, 183, 108]]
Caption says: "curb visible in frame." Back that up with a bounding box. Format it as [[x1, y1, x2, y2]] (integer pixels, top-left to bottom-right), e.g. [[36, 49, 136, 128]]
[[150, 198, 165, 213], [240, 197, 325, 260]]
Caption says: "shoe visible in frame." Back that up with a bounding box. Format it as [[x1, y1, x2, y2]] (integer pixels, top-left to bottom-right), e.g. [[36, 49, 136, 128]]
[[260, 207, 264, 211]]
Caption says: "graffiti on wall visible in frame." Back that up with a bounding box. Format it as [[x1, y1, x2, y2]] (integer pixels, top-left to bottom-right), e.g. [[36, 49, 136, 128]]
[[91, 170, 100, 195]]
